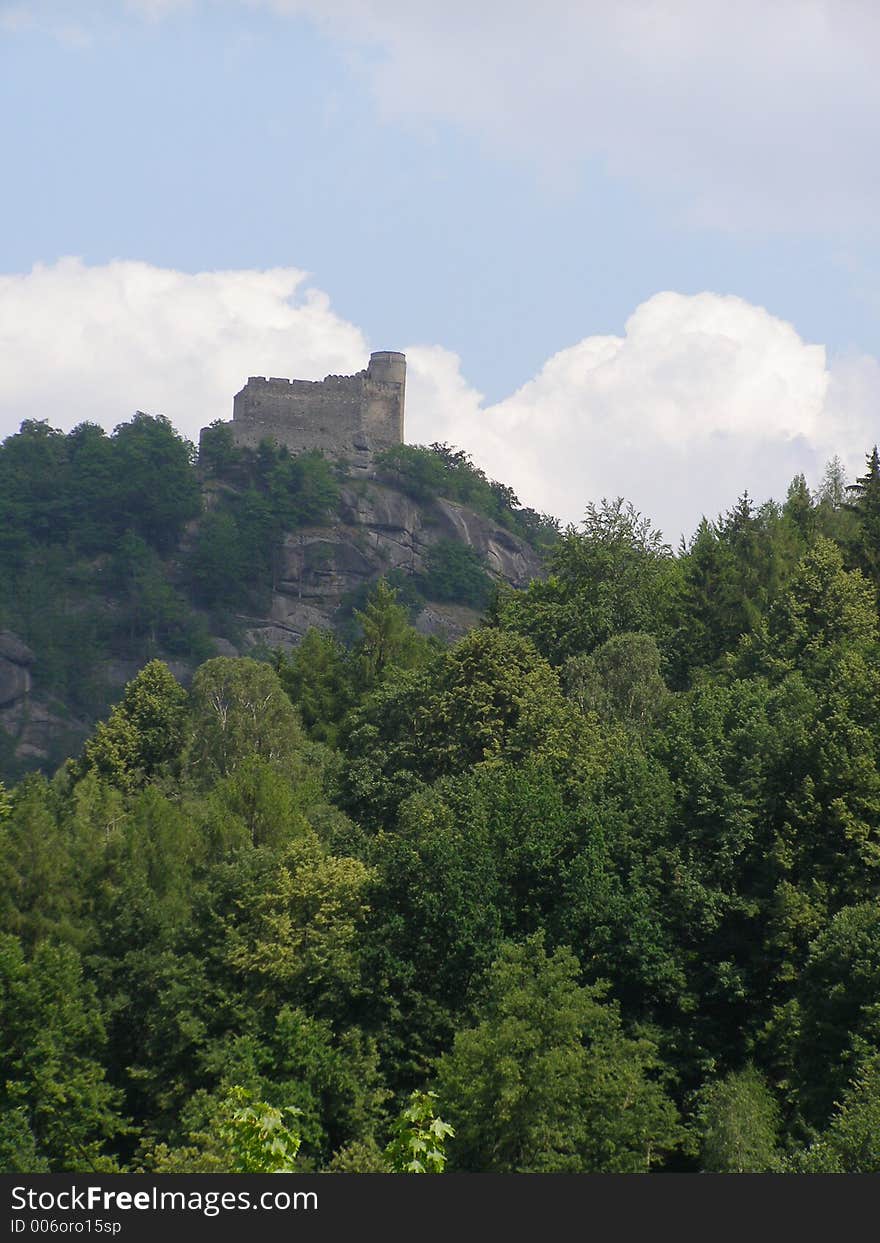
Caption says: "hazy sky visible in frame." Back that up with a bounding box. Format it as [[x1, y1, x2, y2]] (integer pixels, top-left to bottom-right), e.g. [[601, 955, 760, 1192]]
[[3, 1, 880, 539]]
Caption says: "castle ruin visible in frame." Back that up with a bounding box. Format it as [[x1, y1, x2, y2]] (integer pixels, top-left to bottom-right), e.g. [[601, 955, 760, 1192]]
[[206, 351, 406, 471]]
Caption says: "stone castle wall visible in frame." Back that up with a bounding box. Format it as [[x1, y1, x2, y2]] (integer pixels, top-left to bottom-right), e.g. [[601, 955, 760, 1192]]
[[213, 351, 405, 469]]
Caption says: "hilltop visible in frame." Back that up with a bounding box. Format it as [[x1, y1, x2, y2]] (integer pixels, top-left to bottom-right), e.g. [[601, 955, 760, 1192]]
[[0, 414, 556, 778]]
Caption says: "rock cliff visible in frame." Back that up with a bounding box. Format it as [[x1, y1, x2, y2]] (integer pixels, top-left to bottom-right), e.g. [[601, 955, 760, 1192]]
[[238, 479, 545, 649], [0, 480, 546, 773], [0, 632, 88, 771]]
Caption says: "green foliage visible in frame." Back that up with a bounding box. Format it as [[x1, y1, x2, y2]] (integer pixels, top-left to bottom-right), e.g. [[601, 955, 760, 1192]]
[[222, 830, 374, 1017], [0, 415, 200, 567], [183, 510, 249, 610], [110, 534, 212, 659], [563, 631, 669, 732], [419, 539, 493, 609], [275, 629, 353, 745], [76, 661, 187, 792], [844, 445, 880, 585], [793, 903, 880, 1125], [203, 756, 311, 850], [0, 421, 71, 564], [197, 421, 240, 481], [341, 627, 602, 827], [0, 935, 124, 1170], [693, 1067, 781, 1172], [815, 456, 860, 546], [362, 760, 631, 1075], [376, 442, 558, 550], [763, 536, 878, 669], [187, 657, 305, 781], [789, 1057, 880, 1172], [376, 444, 448, 502], [145, 1086, 302, 1173], [0, 776, 77, 948], [109, 414, 202, 554], [195, 1010, 388, 1168], [190, 443, 340, 611], [0, 1107, 49, 1173], [671, 493, 809, 684], [384, 1090, 453, 1173], [435, 935, 680, 1172], [352, 579, 434, 691], [495, 498, 679, 664], [0, 416, 209, 732], [216, 1087, 302, 1173], [6, 417, 880, 1175]]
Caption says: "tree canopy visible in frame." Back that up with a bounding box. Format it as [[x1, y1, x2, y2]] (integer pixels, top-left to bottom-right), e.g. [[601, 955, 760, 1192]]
[[3, 422, 880, 1174]]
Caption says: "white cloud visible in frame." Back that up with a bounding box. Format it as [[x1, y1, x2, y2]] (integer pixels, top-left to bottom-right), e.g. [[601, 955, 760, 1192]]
[[0, 256, 367, 442], [7, 3, 878, 231], [261, 0, 880, 234], [406, 292, 879, 539], [1, 258, 878, 541]]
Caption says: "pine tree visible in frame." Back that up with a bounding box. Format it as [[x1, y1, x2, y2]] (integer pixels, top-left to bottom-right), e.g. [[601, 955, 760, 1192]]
[[844, 446, 880, 583]]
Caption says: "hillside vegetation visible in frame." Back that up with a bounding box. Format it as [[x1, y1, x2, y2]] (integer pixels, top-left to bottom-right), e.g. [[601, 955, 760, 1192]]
[[0, 416, 555, 776], [2, 413, 880, 1172]]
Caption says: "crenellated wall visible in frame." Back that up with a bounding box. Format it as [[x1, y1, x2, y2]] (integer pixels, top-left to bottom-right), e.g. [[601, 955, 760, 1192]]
[[209, 351, 406, 469]]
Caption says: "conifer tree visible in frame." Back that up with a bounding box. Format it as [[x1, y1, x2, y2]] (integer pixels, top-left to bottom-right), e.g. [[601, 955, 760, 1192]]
[[845, 446, 880, 583]]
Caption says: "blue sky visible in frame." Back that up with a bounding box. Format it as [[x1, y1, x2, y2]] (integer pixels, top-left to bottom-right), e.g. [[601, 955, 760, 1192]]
[[3, 1, 880, 537]]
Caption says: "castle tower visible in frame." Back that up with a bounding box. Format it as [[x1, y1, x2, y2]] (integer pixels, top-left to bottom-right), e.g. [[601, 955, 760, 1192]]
[[367, 350, 407, 386], [209, 352, 406, 471], [364, 351, 406, 446]]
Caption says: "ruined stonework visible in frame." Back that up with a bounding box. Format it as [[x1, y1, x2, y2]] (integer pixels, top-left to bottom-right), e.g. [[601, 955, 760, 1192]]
[[210, 351, 406, 470]]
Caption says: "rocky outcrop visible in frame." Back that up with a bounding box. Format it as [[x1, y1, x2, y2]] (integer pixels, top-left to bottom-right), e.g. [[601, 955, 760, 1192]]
[[241, 481, 545, 652], [0, 631, 89, 768], [432, 498, 543, 586], [413, 602, 483, 643], [0, 696, 87, 766], [0, 483, 547, 773], [0, 632, 33, 708]]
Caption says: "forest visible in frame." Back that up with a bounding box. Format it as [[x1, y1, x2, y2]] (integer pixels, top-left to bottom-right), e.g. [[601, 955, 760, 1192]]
[[2, 412, 880, 1173]]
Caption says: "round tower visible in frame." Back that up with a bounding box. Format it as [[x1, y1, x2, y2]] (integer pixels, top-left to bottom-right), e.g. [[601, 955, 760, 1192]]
[[365, 351, 405, 446], [368, 351, 406, 386]]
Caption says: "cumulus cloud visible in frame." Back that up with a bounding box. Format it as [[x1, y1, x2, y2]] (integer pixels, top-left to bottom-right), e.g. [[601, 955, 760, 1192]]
[[0, 256, 367, 441], [1, 258, 877, 541], [406, 293, 879, 539]]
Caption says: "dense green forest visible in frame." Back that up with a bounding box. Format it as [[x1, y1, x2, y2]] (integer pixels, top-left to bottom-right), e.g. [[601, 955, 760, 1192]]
[[2, 412, 880, 1172]]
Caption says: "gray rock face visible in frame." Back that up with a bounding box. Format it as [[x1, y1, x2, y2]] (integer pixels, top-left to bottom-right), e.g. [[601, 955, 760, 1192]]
[[0, 659, 29, 708], [232, 481, 545, 653], [0, 629, 89, 768], [244, 599, 336, 650], [432, 499, 544, 587], [0, 632, 35, 667], [0, 697, 86, 764], [338, 482, 422, 533], [414, 602, 483, 643], [0, 631, 34, 708]]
